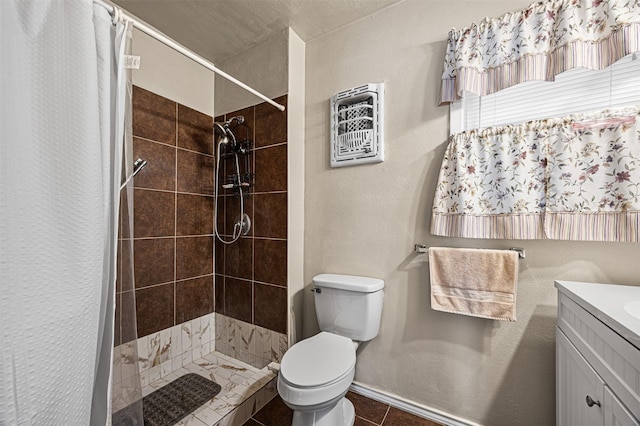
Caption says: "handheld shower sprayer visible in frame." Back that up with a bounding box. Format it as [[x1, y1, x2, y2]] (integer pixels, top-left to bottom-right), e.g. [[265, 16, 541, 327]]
[[213, 116, 250, 245]]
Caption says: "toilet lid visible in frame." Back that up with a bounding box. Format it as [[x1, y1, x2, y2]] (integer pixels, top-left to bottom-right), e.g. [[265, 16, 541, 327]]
[[280, 332, 356, 388]]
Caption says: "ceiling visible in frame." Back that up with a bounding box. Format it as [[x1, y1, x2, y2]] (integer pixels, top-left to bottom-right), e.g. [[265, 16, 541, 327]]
[[112, 0, 403, 64]]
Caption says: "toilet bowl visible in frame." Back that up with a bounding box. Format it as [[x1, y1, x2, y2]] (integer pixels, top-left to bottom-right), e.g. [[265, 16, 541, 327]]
[[278, 274, 384, 426], [278, 332, 356, 426]]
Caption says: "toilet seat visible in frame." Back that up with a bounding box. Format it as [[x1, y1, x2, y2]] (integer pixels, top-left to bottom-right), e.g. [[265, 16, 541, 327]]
[[278, 332, 356, 410], [280, 332, 356, 388]]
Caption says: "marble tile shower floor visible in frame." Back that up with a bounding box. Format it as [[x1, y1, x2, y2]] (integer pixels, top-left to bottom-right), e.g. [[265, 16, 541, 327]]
[[142, 351, 277, 426]]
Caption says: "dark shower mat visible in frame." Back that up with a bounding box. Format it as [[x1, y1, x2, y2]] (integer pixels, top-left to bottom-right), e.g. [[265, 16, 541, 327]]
[[142, 373, 221, 426]]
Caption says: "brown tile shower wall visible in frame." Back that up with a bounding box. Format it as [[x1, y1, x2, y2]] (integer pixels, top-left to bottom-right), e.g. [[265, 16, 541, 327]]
[[115, 87, 288, 347], [215, 96, 289, 336], [115, 86, 215, 343]]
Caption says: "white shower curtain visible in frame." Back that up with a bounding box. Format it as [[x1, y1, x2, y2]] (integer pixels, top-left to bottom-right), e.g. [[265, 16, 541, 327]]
[[0, 1, 130, 424]]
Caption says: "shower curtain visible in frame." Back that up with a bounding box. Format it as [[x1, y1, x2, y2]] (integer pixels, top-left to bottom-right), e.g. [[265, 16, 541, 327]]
[[0, 1, 139, 424]]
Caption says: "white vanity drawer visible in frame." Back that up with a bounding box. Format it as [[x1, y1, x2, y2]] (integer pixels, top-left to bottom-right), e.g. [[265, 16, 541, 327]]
[[605, 386, 640, 426], [558, 293, 640, 418]]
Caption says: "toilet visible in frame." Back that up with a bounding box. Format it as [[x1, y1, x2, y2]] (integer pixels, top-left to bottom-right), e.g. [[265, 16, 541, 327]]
[[278, 274, 384, 426]]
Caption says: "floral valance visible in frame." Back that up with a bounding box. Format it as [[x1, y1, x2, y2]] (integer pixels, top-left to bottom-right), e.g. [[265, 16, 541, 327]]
[[431, 106, 640, 241], [440, 0, 640, 103]]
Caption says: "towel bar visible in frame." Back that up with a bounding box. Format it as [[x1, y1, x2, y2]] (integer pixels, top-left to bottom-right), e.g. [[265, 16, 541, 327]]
[[414, 244, 525, 259]]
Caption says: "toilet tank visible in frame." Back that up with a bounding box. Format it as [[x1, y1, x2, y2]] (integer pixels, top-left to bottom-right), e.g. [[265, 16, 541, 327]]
[[313, 274, 384, 341]]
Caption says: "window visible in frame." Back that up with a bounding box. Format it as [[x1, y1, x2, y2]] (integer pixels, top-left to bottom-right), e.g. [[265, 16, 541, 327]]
[[450, 54, 640, 134]]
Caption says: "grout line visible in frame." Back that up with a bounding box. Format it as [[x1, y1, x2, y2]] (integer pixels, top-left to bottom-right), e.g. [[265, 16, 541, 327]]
[[251, 276, 255, 325], [252, 141, 287, 151], [216, 234, 286, 240], [380, 406, 391, 425], [356, 416, 380, 426], [211, 122, 216, 315], [173, 102, 178, 328], [130, 235, 214, 241], [253, 236, 287, 241], [216, 230, 287, 241], [248, 417, 267, 426], [176, 145, 215, 158], [122, 234, 215, 243], [131, 187, 175, 195], [252, 280, 287, 289], [175, 190, 215, 198], [210, 155, 219, 314], [252, 211, 256, 326], [251, 113, 256, 328], [252, 190, 287, 195], [175, 274, 215, 284], [135, 281, 174, 291], [132, 135, 178, 149], [222, 276, 253, 284]]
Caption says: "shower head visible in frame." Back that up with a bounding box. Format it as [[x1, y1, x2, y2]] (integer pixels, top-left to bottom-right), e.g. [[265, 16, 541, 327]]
[[214, 115, 244, 134], [225, 116, 244, 126]]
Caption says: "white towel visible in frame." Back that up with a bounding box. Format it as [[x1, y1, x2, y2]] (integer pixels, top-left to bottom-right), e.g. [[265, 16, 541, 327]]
[[429, 247, 518, 321]]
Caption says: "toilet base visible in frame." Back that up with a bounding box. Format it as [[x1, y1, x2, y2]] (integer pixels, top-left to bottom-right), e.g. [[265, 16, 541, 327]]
[[291, 397, 355, 426]]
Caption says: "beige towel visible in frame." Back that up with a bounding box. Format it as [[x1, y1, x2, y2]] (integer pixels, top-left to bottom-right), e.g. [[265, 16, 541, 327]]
[[429, 247, 518, 321]]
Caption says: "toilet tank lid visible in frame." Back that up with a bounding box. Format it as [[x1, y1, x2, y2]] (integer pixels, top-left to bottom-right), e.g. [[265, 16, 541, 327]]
[[313, 274, 384, 293]]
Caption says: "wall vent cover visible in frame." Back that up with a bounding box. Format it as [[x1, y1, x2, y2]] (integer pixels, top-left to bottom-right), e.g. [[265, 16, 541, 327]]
[[330, 83, 384, 168]]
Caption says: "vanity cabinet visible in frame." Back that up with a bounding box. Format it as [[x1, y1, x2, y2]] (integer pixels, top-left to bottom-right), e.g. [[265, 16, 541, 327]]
[[555, 281, 640, 426]]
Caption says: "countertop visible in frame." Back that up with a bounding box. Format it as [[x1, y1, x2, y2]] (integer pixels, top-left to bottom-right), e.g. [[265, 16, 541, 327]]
[[555, 280, 640, 349]]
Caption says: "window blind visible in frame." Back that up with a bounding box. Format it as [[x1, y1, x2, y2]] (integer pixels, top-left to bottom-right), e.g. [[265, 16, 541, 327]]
[[452, 54, 640, 133]]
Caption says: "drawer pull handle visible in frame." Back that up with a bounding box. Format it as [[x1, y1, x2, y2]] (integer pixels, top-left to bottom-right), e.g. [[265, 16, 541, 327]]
[[585, 396, 601, 408]]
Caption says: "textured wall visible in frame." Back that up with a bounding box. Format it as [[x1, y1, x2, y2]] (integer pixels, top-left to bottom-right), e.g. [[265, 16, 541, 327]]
[[286, 28, 306, 345], [304, 1, 640, 425], [214, 30, 289, 116], [131, 29, 214, 116]]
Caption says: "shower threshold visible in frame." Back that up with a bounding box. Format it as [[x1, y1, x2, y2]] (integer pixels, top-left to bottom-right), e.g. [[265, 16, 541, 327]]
[[143, 351, 277, 426]]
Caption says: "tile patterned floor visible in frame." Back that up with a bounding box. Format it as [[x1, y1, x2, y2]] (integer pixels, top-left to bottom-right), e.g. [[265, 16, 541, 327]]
[[243, 391, 445, 426]]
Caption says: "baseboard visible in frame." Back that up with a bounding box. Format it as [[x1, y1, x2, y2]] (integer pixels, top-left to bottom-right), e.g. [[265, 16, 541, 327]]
[[349, 382, 480, 426]]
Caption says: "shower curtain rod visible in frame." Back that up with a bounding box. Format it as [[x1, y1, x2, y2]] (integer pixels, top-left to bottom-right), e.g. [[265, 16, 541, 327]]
[[93, 0, 286, 112]]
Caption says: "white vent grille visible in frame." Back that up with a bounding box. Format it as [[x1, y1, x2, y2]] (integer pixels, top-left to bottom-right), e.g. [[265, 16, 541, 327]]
[[331, 83, 384, 168]]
